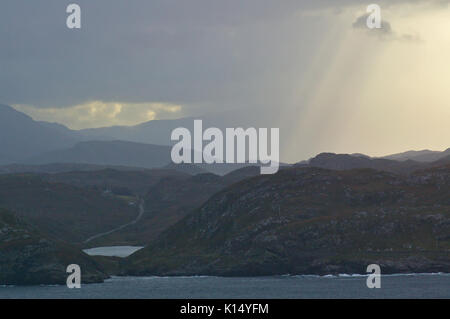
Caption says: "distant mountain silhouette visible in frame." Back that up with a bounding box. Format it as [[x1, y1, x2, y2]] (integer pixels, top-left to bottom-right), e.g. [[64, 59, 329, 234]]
[[79, 117, 199, 145], [0, 106, 273, 174], [382, 149, 450, 162], [2, 103, 449, 175], [77, 110, 262, 146], [0, 104, 80, 164]]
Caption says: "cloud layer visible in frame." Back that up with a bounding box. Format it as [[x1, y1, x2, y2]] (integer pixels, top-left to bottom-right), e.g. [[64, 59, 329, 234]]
[[13, 101, 182, 129], [1, 0, 449, 161], [1, 0, 435, 109]]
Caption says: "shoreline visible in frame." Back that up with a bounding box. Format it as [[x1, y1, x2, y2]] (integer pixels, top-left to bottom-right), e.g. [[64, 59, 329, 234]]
[[2, 272, 449, 288]]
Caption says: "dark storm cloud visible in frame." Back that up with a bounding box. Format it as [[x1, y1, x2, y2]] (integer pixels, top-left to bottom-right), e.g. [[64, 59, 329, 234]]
[[0, 0, 439, 110], [0, 0, 306, 108]]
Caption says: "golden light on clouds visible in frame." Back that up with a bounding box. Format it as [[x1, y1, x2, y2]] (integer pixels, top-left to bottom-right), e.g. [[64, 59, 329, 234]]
[[285, 3, 450, 160], [13, 101, 182, 129]]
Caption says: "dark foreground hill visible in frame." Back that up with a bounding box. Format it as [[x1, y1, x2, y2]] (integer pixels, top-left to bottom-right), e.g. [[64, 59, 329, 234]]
[[125, 165, 450, 276], [0, 209, 106, 285]]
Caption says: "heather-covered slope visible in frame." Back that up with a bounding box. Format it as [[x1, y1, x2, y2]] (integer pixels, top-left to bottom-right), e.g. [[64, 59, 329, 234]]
[[126, 165, 450, 276]]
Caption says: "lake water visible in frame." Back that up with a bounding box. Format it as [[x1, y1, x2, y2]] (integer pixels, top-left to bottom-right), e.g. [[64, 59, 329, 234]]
[[83, 246, 144, 257], [1, 274, 449, 299]]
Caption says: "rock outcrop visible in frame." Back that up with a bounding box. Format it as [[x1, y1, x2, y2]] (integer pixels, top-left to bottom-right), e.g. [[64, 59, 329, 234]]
[[0, 209, 107, 285]]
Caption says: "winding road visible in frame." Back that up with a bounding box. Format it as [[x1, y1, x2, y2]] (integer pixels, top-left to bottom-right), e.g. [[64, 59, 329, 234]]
[[83, 200, 145, 244]]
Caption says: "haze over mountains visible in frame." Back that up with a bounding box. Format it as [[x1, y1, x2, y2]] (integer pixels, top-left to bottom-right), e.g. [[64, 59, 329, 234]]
[[0, 104, 276, 175], [0, 105, 78, 164], [1, 104, 450, 173]]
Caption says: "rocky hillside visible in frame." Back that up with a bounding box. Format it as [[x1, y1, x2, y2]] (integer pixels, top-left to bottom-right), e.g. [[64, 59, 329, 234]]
[[88, 168, 261, 246], [0, 209, 106, 285], [126, 165, 450, 276]]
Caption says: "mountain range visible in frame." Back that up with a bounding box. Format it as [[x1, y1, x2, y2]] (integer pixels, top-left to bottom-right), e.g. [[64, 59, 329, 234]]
[[0, 105, 78, 164], [2, 104, 450, 174], [0, 105, 267, 175], [1, 102, 450, 284]]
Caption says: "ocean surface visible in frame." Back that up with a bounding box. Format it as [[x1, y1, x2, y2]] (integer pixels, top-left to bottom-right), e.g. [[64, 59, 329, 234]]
[[1, 273, 449, 299]]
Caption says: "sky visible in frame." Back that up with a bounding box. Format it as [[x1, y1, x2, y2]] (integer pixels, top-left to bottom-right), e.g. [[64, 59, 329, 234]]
[[1, 0, 450, 162]]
